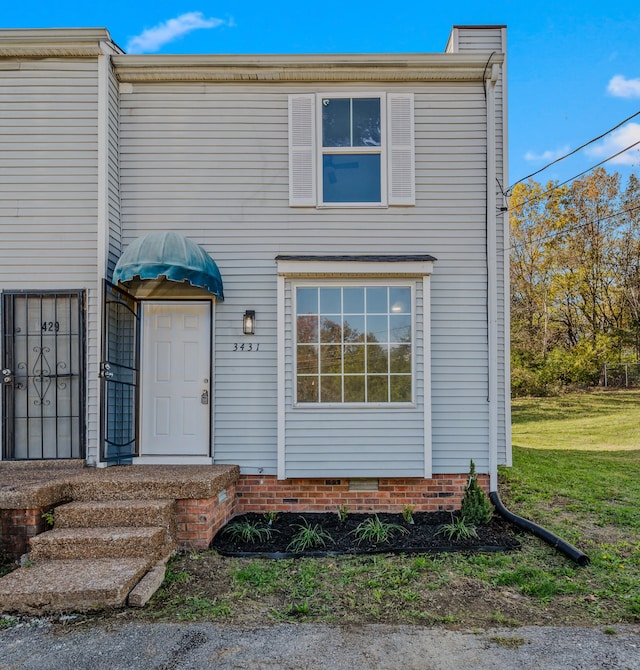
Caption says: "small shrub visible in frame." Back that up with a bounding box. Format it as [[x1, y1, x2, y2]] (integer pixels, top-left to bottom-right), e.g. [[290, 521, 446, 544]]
[[287, 518, 334, 552], [402, 504, 415, 524], [337, 505, 349, 522], [353, 515, 409, 545], [223, 520, 275, 544], [436, 515, 478, 541], [263, 511, 279, 526], [460, 460, 493, 525]]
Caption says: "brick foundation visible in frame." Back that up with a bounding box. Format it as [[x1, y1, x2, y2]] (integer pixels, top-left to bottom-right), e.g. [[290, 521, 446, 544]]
[[174, 483, 238, 550], [0, 506, 53, 560], [235, 474, 489, 514], [1, 474, 489, 560]]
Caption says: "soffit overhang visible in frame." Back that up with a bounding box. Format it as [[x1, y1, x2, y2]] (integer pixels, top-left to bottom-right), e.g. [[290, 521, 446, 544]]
[[112, 52, 504, 84]]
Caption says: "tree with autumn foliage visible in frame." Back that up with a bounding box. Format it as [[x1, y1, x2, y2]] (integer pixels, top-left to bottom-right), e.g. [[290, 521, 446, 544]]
[[509, 168, 640, 395]]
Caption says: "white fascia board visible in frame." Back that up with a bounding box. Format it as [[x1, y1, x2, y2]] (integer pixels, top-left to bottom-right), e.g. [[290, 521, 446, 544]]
[[276, 260, 435, 277]]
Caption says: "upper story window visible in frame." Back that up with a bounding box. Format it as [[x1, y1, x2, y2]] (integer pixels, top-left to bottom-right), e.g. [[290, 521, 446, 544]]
[[321, 96, 382, 204], [289, 92, 415, 208]]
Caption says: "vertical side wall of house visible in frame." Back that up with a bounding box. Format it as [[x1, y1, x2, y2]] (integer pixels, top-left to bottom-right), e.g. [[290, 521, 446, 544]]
[[0, 56, 101, 460], [107, 62, 122, 279], [446, 26, 511, 468]]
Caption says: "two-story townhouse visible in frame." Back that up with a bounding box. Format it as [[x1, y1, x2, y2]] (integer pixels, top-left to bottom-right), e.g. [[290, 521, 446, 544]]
[[0, 24, 509, 514]]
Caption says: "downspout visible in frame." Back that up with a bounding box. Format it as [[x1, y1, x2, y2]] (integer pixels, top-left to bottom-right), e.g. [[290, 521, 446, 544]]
[[485, 62, 499, 492], [490, 491, 590, 566]]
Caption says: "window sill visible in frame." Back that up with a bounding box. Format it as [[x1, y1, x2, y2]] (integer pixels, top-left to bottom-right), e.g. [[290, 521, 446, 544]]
[[316, 202, 389, 209], [292, 402, 417, 410]]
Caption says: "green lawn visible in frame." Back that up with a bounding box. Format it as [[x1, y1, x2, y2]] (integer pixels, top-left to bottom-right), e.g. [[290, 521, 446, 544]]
[[506, 391, 640, 538], [501, 390, 640, 622]]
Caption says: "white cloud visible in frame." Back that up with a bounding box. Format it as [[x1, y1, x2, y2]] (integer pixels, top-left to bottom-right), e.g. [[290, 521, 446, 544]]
[[607, 75, 640, 98], [126, 12, 229, 54], [524, 145, 570, 163], [586, 123, 640, 165]]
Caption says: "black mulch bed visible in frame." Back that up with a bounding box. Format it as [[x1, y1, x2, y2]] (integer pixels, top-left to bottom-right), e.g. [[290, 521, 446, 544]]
[[211, 511, 521, 558]]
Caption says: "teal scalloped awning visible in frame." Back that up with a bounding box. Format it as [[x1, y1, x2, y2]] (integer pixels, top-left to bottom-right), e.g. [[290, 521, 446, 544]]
[[113, 232, 224, 300]]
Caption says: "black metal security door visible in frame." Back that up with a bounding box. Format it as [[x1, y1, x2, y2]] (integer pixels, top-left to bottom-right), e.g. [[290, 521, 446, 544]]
[[2, 291, 85, 460], [100, 281, 139, 464]]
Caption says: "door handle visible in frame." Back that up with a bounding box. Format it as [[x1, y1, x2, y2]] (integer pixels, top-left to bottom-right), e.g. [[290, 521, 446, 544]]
[[99, 362, 114, 379], [201, 389, 209, 405], [2, 368, 12, 384]]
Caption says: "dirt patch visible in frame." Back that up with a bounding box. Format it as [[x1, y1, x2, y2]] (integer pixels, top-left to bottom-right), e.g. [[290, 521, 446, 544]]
[[211, 512, 520, 557]]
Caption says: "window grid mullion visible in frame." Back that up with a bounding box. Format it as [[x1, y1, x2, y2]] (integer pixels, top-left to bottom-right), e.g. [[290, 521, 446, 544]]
[[349, 99, 353, 147], [316, 287, 321, 401], [340, 287, 345, 403], [387, 287, 391, 403]]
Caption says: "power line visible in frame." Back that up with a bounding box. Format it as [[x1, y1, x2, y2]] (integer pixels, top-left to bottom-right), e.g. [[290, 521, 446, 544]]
[[508, 139, 640, 213], [509, 203, 640, 253], [508, 109, 640, 193]]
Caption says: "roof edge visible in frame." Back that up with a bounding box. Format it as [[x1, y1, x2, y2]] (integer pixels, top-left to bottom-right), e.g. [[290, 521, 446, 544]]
[[0, 28, 123, 57], [113, 52, 503, 83]]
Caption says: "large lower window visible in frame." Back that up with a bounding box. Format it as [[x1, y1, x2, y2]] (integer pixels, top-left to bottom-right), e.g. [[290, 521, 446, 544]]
[[295, 284, 413, 404]]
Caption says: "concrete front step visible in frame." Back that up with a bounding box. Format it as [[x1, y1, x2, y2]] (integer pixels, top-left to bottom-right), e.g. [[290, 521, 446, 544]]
[[29, 526, 173, 561], [0, 558, 151, 614], [55, 499, 175, 532]]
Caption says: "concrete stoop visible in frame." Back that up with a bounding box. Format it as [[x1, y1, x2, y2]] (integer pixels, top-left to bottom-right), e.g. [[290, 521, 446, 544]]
[[0, 498, 177, 614], [0, 558, 151, 614]]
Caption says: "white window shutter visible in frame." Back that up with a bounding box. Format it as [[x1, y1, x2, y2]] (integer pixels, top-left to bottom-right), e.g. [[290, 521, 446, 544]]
[[387, 93, 415, 206], [288, 94, 316, 206]]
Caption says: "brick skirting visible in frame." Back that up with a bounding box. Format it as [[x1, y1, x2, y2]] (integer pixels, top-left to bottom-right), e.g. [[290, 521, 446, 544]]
[[1, 475, 489, 561], [0, 506, 54, 559], [175, 483, 238, 550], [235, 474, 489, 514]]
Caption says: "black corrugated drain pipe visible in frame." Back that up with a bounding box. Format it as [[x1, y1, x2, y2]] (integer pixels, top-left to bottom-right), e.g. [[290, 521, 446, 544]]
[[490, 491, 590, 566]]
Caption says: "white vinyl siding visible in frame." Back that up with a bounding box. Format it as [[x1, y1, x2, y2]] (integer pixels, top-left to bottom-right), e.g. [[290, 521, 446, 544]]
[[107, 64, 122, 277], [440, 25, 510, 469], [118, 80, 493, 476], [289, 92, 415, 207], [0, 57, 100, 462]]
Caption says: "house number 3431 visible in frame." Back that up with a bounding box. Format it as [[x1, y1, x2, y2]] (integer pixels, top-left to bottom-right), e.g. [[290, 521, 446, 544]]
[[233, 343, 260, 352]]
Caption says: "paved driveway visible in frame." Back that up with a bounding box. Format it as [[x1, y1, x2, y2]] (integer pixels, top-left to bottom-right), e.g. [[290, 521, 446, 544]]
[[1, 621, 639, 669]]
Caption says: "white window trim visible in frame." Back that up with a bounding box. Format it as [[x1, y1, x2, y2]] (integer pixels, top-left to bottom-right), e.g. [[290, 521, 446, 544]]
[[317, 92, 387, 208], [276, 257, 433, 480], [292, 279, 416, 408], [288, 92, 415, 208]]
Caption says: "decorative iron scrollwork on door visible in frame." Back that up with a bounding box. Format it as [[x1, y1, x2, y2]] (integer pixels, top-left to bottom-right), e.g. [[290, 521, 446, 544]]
[[2, 291, 85, 460]]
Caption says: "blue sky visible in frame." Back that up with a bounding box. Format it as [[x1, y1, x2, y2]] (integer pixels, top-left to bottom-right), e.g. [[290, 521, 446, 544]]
[[5, 1, 640, 190]]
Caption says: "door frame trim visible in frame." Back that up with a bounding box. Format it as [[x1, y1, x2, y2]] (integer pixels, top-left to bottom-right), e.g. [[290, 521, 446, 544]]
[[138, 299, 214, 461]]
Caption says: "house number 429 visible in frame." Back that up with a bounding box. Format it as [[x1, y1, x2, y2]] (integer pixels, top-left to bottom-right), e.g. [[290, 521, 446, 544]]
[[233, 343, 260, 352]]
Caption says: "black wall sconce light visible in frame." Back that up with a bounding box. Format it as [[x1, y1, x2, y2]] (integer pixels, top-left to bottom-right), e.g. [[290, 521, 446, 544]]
[[243, 310, 256, 335]]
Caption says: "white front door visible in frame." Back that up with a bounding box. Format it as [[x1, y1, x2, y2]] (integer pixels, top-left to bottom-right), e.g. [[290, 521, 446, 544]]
[[140, 302, 211, 459]]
